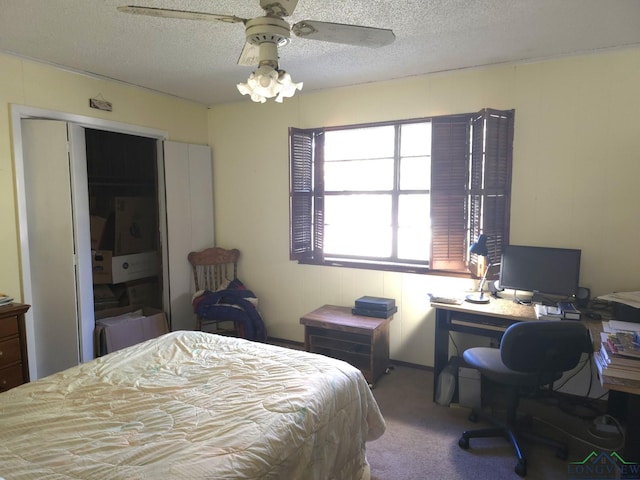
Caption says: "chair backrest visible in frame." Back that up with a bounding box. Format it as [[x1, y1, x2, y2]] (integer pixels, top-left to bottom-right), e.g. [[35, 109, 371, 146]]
[[187, 247, 240, 292], [500, 320, 592, 375]]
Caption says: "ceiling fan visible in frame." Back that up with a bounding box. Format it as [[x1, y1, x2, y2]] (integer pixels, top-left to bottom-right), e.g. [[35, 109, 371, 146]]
[[117, 0, 395, 103]]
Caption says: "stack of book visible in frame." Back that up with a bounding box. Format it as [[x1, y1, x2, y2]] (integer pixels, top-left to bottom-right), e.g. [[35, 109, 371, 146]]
[[534, 304, 563, 320], [534, 302, 581, 320], [352, 296, 397, 319], [595, 324, 640, 381], [558, 301, 581, 320]]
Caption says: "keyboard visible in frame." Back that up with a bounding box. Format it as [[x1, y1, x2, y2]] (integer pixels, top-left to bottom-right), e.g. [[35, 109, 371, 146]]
[[429, 294, 463, 305]]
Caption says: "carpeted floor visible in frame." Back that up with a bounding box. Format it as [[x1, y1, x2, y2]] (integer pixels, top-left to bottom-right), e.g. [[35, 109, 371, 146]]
[[365, 365, 622, 480]]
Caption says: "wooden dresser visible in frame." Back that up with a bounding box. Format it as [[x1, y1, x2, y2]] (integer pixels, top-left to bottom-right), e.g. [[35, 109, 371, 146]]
[[0, 303, 30, 392]]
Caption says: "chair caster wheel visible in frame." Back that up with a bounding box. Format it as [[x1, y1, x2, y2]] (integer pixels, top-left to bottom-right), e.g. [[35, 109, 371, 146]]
[[515, 460, 527, 477], [458, 436, 469, 449]]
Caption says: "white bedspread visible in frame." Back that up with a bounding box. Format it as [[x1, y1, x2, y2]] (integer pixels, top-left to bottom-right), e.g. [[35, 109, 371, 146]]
[[0, 331, 385, 479]]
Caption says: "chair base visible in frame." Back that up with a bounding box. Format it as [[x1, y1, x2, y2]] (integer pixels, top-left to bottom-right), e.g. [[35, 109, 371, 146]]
[[458, 410, 568, 477]]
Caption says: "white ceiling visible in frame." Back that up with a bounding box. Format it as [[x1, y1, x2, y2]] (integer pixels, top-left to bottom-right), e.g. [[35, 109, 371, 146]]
[[2, 0, 640, 106]]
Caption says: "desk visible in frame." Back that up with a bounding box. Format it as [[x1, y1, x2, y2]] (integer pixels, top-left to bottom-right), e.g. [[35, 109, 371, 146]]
[[432, 298, 639, 460], [433, 297, 537, 402]]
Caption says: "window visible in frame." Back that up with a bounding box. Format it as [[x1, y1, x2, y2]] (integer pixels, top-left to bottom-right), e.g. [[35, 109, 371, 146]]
[[289, 108, 514, 276]]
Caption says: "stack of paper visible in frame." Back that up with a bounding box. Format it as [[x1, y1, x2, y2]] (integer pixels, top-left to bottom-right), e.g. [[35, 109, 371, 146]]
[[597, 291, 640, 309], [534, 304, 563, 320]]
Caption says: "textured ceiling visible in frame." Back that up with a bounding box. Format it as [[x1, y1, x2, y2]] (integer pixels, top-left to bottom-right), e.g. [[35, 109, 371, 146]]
[[1, 0, 640, 106]]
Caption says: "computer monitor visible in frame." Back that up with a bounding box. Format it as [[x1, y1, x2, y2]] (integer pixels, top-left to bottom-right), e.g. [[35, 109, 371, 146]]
[[499, 245, 581, 301]]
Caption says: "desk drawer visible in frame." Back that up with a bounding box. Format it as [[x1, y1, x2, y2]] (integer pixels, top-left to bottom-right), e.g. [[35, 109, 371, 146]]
[[0, 315, 19, 338], [0, 336, 22, 367], [0, 364, 24, 391]]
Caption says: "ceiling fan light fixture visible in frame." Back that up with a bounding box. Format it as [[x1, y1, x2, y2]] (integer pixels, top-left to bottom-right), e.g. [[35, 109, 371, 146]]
[[237, 64, 302, 103]]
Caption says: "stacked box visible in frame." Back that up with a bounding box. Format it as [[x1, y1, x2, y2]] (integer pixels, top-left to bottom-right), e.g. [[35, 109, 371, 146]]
[[92, 250, 159, 284], [352, 296, 397, 318]]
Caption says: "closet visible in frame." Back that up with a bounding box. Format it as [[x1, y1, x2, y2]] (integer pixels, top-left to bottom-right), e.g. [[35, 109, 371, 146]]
[[18, 114, 213, 380], [85, 129, 163, 316]]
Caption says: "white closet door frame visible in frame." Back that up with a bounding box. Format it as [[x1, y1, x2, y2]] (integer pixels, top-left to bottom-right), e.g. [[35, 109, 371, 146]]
[[11, 105, 167, 379]]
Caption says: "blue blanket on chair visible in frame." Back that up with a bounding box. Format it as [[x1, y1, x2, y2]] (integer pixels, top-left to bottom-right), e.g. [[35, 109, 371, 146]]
[[192, 286, 267, 342]]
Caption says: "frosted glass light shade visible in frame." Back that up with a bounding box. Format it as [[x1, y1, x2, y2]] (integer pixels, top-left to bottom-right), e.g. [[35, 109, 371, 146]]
[[237, 65, 302, 103]]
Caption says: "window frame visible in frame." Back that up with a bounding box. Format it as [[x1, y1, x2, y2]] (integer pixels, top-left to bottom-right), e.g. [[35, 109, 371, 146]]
[[289, 108, 514, 277]]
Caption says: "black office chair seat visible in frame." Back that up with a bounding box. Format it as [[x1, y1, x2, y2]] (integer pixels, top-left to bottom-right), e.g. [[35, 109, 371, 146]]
[[463, 347, 563, 386], [457, 320, 592, 477]]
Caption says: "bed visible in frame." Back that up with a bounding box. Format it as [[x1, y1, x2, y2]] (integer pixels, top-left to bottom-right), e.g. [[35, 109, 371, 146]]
[[0, 331, 385, 479]]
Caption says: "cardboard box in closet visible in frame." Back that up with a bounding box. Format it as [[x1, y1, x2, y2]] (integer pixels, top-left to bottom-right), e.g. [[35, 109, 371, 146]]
[[124, 279, 160, 307], [94, 306, 168, 356], [92, 250, 159, 284], [114, 197, 157, 255]]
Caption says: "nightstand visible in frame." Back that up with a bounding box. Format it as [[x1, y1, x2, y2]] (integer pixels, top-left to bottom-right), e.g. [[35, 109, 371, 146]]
[[300, 304, 392, 387]]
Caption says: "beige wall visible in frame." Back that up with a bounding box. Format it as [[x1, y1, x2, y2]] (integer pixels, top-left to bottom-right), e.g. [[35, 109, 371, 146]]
[[0, 53, 209, 304], [3, 48, 639, 368], [209, 48, 640, 366]]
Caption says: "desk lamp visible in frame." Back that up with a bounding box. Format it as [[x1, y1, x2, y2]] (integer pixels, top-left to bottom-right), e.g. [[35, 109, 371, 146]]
[[466, 234, 492, 304]]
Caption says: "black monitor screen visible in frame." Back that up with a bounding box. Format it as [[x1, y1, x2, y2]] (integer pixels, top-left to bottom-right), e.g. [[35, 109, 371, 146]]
[[499, 245, 581, 297]]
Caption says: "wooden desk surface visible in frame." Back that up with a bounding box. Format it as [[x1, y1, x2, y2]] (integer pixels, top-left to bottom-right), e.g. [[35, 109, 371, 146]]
[[431, 297, 537, 322]]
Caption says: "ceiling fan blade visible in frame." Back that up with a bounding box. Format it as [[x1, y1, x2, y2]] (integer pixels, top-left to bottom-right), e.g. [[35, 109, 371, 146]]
[[237, 42, 260, 66], [260, 0, 299, 17], [292, 20, 395, 48], [117, 6, 246, 24]]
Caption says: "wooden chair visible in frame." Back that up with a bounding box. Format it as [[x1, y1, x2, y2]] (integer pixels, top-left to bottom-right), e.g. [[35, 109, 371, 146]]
[[188, 247, 241, 336]]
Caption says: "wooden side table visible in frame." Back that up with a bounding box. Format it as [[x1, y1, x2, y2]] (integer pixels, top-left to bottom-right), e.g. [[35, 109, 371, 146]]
[[0, 302, 30, 391], [300, 304, 393, 387]]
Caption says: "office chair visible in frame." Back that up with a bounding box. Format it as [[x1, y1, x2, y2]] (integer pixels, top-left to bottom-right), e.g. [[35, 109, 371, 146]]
[[457, 320, 592, 477]]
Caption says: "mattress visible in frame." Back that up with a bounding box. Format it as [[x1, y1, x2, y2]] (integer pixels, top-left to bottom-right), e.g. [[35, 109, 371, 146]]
[[0, 331, 385, 479]]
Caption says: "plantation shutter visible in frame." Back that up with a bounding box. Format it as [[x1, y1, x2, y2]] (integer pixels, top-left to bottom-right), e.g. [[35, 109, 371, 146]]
[[289, 127, 324, 262], [469, 109, 514, 277], [430, 115, 471, 271]]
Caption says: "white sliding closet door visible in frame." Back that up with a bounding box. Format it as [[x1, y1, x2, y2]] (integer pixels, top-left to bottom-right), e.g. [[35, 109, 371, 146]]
[[21, 119, 93, 378], [164, 141, 214, 332]]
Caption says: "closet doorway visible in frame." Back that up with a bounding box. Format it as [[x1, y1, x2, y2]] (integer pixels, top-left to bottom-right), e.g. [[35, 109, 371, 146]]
[[13, 106, 214, 380], [13, 107, 166, 380]]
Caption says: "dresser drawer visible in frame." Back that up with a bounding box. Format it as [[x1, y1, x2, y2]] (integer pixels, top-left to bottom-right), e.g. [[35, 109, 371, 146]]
[[0, 315, 19, 338], [0, 336, 22, 367], [0, 363, 24, 391]]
